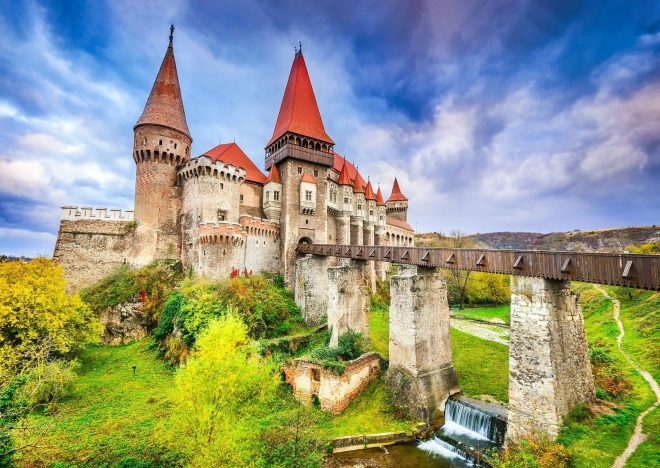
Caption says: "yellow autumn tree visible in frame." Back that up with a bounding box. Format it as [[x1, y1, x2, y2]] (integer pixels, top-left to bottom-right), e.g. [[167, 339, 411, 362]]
[[0, 258, 101, 375]]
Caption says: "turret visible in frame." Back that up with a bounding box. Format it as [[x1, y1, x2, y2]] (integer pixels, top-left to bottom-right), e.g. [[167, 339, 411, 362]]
[[386, 178, 408, 223], [375, 186, 386, 228], [131, 25, 191, 265], [300, 173, 317, 215], [352, 171, 366, 220], [263, 164, 282, 221], [337, 161, 353, 216], [364, 180, 377, 225]]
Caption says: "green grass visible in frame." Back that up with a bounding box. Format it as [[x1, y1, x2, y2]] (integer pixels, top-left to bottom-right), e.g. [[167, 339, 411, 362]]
[[451, 305, 511, 325], [369, 307, 390, 358], [556, 284, 658, 468], [451, 328, 509, 403], [16, 340, 177, 467]]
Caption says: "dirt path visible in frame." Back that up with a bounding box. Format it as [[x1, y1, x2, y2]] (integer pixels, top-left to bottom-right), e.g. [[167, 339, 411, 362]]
[[593, 285, 660, 468], [450, 317, 510, 346]]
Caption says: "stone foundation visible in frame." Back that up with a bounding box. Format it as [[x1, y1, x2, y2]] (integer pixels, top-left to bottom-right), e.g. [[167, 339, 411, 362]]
[[100, 301, 149, 345], [507, 276, 595, 440], [386, 265, 459, 425], [327, 259, 370, 346], [283, 352, 381, 415]]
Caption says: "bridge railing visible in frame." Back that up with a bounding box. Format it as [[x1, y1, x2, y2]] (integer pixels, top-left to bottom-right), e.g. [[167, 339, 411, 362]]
[[295, 243, 660, 291]]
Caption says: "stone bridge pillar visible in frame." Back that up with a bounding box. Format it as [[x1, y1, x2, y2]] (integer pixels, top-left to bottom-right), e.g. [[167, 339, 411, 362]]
[[508, 276, 595, 441], [294, 255, 329, 326], [386, 265, 459, 425], [327, 259, 370, 347]]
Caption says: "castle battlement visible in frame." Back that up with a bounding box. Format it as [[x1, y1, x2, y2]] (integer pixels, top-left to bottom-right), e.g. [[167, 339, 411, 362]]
[[61, 206, 135, 222], [198, 221, 247, 245], [177, 155, 246, 183], [239, 215, 279, 238]]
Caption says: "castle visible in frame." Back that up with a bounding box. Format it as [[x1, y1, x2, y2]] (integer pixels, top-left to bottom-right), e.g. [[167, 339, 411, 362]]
[[53, 28, 414, 291]]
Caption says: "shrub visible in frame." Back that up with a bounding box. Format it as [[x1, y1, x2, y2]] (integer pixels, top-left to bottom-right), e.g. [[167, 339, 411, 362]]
[[588, 342, 632, 399], [488, 435, 572, 468], [309, 329, 366, 375]]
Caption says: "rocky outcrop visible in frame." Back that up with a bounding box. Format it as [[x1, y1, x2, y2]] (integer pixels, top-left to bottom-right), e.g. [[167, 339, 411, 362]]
[[99, 302, 150, 345]]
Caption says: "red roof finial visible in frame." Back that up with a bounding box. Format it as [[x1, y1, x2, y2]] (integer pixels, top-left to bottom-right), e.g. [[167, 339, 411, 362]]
[[134, 26, 191, 139], [376, 185, 386, 206], [337, 161, 351, 185], [364, 180, 376, 200], [387, 178, 408, 202], [266, 50, 334, 148], [266, 163, 281, 184]]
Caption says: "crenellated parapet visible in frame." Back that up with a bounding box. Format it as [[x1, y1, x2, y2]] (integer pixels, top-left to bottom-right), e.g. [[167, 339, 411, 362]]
[[198, 222, 247, 245], [177, 155, 246, 185], [239, 216, 279, 238], [60, 206, 134, 221]]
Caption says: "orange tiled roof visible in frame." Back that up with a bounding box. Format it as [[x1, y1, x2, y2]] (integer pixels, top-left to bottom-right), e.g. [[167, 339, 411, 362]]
[[386, 216, 413, 231], [353, 171, 366, 193], [265, 164, 281, 183], [376, 186, 386, 206], [201, 143, 266, 184], [134, 39, 191, 139], [337, 161, 351, 185], [364, 181, 376, 200], [266, 51, 334, 147], [387, 178, 408, 202], [300, 173, 317, 184]]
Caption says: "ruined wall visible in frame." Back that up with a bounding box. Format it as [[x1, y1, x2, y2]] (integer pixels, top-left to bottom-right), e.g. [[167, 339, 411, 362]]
[[295, 255, 329, 326], [53, 217, 133, 292], [508, 276, 595, 440], [327, 259, 370, 346], [284, 352, 381, 415], [386, 265, 459, 425]]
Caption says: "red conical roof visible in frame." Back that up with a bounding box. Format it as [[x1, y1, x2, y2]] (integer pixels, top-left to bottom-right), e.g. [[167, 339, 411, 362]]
[[387, 178, 408, 202], [266, 51, 334, 148], [202, 142, 266, 184], [353, 171, 366, 193], [265, 163, 281, 184], [364, 181, 376, 200], [300, 173, 317, 184], [337, 161, 351, 185], [135, 35, 191, 139], [376, 186, 386, 206]]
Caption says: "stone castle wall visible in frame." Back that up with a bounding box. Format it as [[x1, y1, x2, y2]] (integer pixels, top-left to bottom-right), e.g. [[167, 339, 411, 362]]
[[240, 182, 264, 218], [295, 255, 329, 325], [53, 215, 133, 292], [327, 259, 370, 347]]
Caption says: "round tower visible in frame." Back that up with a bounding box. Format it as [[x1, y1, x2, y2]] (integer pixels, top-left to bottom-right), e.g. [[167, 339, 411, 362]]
[[131, 25, 192, 265]]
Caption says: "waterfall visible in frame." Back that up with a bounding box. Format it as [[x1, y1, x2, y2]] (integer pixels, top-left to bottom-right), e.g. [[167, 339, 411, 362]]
[[444, 399, 498, 442], [418, 436, 471, 460]]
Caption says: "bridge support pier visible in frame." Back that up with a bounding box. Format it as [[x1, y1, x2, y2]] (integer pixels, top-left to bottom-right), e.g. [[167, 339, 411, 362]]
[[386, 265, 459, 425], [294, 255, 329, 326], [327, 259, 371, 347], [508, 276, 595, 441]]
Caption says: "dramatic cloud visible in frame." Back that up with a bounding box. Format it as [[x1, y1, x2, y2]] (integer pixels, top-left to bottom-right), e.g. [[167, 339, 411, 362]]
[[1, 0, 659, 257]]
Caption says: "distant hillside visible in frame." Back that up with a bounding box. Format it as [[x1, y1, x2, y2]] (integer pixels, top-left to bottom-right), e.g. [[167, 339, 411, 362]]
[[416, 226, 660, 252]]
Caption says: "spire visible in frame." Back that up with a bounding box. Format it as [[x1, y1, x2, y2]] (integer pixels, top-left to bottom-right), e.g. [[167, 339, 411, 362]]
[[376, 186, 386, 205], [266, 163, 282, 184], [134, 25, 191, 139], [266, 50, 334, 148], [337, 161, 351, 185], [364, 180, 376, 200], [353, 171, 366, 193], [387, 178, 408, 202]]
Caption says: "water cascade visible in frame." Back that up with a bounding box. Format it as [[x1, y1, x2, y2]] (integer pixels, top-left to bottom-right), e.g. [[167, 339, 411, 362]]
[[419, 397, 507, 467]]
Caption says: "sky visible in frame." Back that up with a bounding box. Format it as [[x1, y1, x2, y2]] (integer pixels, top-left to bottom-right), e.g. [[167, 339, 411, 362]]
[[1, 0, 659, 257]]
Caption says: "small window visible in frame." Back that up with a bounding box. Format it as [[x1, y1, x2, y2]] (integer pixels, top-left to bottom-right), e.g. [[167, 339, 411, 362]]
[[266, 191, 269, 201], [305, 219, 309, 224], [174, 143, 177, 149], [312, 368, 320, 382], [298, 167, 303, 174], [379, 215, 383, 221], [305, 190, 312, 201], [186, 146, 189, 155], [370, 210, 374, 216], [220, 183, 224, 189], [159, 139, 162, 145], [217, 211, 226, 221], [240, 195, 244, 204], [273, 191, 280, 201], [344, 197, 349, 204], [143, 137, 147, 145], [314, 170, 318, 177], [358, 204, 362, 211]]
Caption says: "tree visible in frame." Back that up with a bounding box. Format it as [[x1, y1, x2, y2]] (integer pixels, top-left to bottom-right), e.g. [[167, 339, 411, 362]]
[[444, 230, 474, 310], [466, 273, 510, 306], [164, 313, 281, 467], [0, 258, 100, 376], [627, 242, 660, 254]]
